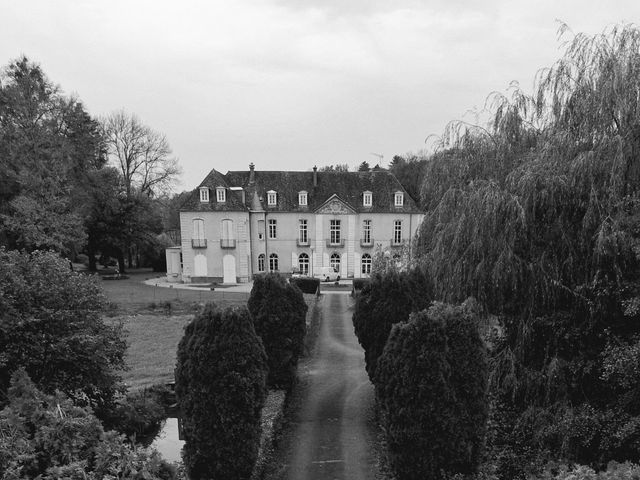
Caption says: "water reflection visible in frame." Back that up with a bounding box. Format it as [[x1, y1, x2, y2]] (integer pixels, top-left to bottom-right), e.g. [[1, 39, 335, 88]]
[[151, 417, 184, 463]]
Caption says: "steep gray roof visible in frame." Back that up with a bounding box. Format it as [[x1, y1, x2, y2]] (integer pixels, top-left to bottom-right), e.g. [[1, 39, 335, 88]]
[[180, 168, 421, 214]]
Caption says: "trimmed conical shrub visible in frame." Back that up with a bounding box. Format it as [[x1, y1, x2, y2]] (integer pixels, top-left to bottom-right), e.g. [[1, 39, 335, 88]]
[[248, 273, 307, 389], [376, 302, 488, 480], [175, 303, 267, 480]]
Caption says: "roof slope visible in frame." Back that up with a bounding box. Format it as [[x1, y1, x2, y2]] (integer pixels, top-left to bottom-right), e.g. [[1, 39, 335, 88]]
[[181, 168, 422, 214]]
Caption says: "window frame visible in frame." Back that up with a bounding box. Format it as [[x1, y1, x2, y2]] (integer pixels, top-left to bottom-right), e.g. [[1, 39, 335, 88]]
[[362, 219, 371, 244], [330, 219, 341, 244], [363, 191, 372, 207], [298, 253, 310, 275], [267, 190, 277, 206], [199, 187, 209, 203], [298, 191, 308, 206], [257, 254, 265, 272], [268, 219, 277, 239], [361, 253, 372, 274], [330, 253, 341, 272], [394, 191, 404, 207], [269, 253, 279, 272], [393, 219, 402, 244], [216, 187, 226, 203], [299, 219, 308, 244]]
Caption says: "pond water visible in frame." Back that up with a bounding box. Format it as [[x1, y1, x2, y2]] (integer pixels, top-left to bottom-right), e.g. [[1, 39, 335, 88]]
[[151, 417, 184, 464]]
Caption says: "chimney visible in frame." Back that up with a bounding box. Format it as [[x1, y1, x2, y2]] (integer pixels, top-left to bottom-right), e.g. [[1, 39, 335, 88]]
[[249, 163, 255, 184], [313, 165, 318, 187]]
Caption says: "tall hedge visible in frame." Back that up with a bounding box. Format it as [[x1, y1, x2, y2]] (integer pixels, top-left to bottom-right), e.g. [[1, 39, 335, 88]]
[[175, 303, 267, 480], [375, 302, 489, 480], [248, 273, 308, 388], [352, 267, 432, 381]]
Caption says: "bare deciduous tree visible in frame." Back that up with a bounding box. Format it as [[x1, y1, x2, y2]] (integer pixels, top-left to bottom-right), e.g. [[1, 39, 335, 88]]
[[102, 110, 181, 197]]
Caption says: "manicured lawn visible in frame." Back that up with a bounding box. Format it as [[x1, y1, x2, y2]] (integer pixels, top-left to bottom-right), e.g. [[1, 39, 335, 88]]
[[119, 313, 193, 390], [101, 270, 318, 390]]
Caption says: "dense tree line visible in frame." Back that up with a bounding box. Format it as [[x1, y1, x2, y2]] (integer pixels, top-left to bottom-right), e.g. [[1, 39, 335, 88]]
[[412, 23, 640, 477], [0, 56, 183, 271]]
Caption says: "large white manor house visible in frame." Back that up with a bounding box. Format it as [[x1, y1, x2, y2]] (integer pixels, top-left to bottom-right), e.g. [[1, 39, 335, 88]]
[[167, 163, 424, 284]]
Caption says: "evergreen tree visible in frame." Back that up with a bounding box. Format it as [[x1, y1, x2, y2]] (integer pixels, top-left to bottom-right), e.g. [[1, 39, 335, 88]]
[[376, 302, 488, 480], [175, 304, 267, 480], [248, 273, 307, 388], [352, 267, 432, 382]]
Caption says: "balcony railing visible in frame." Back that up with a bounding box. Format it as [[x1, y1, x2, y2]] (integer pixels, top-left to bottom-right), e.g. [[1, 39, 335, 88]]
[[390, 238, 406, 247], [192, 238, 207, 248], [220, 239, 236, 249], [296, 238, 310, 247], [360, 238, 374, 248], [326, 239, 345, 248]]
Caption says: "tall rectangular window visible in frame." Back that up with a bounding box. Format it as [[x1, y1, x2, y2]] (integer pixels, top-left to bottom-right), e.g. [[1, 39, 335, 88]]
[[363, 220, 371, 244], [394, 220, 402, 244], [298, 191, 308, 206], [330, 219, 341, 244], [299, 219, 308, 244], [394, 192, 404, 206], [267, 191, 277, 206], [363, 191, 372, 207], [268, 219, 277, 239], [199, 187, 209, 202]]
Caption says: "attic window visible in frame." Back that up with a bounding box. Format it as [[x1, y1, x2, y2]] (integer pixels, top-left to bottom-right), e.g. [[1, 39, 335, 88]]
[[298, 191, 308, 206], [363, 191, 372, 207], [216, 187, 226, 203], [394, 191, 404, 207], [199, 187, 209, 203], [267, 190, 277, 206]]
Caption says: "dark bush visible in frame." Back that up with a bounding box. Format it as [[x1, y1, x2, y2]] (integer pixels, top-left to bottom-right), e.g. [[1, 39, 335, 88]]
[[0, 248, 126, 417], [104, 384, 173, 440], [352, 267, 432, 381], [351, 278, 370, 296], [289, 276, 320, 294], [175, 304, 267, 480], [248, 273, 308, 388], [376, 302, 489, 480]]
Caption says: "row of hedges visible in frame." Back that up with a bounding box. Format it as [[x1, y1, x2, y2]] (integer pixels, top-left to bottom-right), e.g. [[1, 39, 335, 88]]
[[288, 276, 320, 294], [353, 269, 490, 480], [175, 273, 309, 479]]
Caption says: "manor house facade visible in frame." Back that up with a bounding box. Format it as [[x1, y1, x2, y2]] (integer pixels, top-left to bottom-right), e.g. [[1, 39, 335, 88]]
[[169, 164, 423, 284]]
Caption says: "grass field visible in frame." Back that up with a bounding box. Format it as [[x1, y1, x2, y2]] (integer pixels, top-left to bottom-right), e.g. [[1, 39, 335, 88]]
[[101, 270, 317, 390]]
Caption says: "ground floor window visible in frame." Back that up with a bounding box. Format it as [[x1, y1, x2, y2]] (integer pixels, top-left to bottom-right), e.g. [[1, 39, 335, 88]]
[[258, 253, 265, 272], [269, 253, 279, 271], [361, 253, 372, 274], [299, 253, 309, 275], [330, 253, 340, 272]]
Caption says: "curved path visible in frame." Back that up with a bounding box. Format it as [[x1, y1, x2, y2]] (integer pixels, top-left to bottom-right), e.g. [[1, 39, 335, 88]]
[[283, 293, 377, 480]]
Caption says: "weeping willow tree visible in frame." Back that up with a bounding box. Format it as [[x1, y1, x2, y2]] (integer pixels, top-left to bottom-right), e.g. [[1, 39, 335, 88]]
[[416, 23, 640, 476]]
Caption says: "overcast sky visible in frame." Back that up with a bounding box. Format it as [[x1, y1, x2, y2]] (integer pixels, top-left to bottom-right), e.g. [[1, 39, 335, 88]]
[[1, 1, 639, 190]]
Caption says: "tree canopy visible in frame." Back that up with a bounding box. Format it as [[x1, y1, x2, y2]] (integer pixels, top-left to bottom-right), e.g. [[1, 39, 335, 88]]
[[414, 23, 640, 476]]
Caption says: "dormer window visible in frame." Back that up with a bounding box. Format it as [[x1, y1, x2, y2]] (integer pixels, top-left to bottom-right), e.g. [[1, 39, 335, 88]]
[[267, 190, 277, 206], [199, 187, 209, 202], [363, 191, 372, 207], [394, 191, 404, 207], [216, 187, 226, 203], [298, 191, 308, 206]]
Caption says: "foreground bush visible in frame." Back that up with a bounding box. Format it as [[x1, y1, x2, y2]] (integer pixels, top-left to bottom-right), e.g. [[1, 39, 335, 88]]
[[248, 273, 308, 388], [376, 302, 488, 480], [352, 268, 432, 381], [0, 370, 176, 480], [0, 248, 126, 417], [175, 304, 267, 480]]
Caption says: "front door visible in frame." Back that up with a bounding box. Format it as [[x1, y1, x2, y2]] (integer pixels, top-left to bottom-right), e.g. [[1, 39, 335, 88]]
[[223, 254, 236, 284]]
